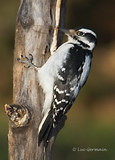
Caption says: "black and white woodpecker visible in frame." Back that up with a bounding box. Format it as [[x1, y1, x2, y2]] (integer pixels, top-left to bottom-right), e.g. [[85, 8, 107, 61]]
[[17, 27, 97, 145]]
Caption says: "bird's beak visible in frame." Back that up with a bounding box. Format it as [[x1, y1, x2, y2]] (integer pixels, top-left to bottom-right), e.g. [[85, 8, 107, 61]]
[[59, 28, 76, 37]]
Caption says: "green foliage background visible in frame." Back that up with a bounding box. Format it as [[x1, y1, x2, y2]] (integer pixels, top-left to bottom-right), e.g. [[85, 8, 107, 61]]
[[0, 0, 115, 159]]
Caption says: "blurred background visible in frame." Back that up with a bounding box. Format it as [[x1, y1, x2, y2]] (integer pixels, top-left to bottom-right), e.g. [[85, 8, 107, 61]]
[[0, 0, 115, 159]]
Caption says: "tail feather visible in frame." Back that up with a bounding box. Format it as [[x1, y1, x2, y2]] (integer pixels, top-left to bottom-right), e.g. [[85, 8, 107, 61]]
[[38, 110, 53, 145]]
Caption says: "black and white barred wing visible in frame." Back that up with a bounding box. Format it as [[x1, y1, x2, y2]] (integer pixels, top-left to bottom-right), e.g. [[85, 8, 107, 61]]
[[38, 77, 78, 145], [52, 79, 75, 123]]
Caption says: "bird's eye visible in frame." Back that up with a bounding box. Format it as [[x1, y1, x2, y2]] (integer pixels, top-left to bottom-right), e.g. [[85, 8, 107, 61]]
[[77, 31, 84, 36]]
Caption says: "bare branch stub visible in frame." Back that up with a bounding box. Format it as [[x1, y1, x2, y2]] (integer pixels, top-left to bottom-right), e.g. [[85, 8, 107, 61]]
[[4, 104, 31, 128]]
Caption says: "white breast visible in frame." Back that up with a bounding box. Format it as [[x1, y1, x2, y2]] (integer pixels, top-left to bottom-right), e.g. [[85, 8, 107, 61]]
[[80, 55, 91, 87]]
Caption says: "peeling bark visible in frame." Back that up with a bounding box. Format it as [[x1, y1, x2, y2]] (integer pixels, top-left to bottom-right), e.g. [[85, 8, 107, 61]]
[[6, 0, 66, 160]]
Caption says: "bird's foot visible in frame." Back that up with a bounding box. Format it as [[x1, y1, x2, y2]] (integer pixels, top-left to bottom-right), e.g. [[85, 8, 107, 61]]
[[17, 54, 39, 70]]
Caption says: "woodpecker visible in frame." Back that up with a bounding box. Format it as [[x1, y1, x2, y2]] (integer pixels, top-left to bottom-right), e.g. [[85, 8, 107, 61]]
[[17, 27, 97, 145]]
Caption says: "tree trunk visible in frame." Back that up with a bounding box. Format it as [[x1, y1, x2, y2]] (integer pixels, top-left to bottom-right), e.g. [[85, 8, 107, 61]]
[[5, 0, 66, 160]]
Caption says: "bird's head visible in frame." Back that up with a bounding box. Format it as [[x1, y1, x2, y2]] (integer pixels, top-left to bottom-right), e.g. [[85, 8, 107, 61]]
[[59, 27, 97, 51]]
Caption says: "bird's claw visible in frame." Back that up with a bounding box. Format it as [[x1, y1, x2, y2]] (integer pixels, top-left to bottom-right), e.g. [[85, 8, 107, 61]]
[[17, 54, 34, 68], [29, 54, 33, 62]]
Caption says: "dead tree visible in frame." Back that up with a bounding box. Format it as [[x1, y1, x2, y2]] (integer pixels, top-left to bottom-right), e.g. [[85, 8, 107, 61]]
[[5, 0, 66, 160]]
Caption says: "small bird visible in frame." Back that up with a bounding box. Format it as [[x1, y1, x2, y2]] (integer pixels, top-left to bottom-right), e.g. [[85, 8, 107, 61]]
[[17, 27, 97, 145]]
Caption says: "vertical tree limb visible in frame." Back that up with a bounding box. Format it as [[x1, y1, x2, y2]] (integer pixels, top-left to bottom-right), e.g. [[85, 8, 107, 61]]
[[5, 0, 66, 160]]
